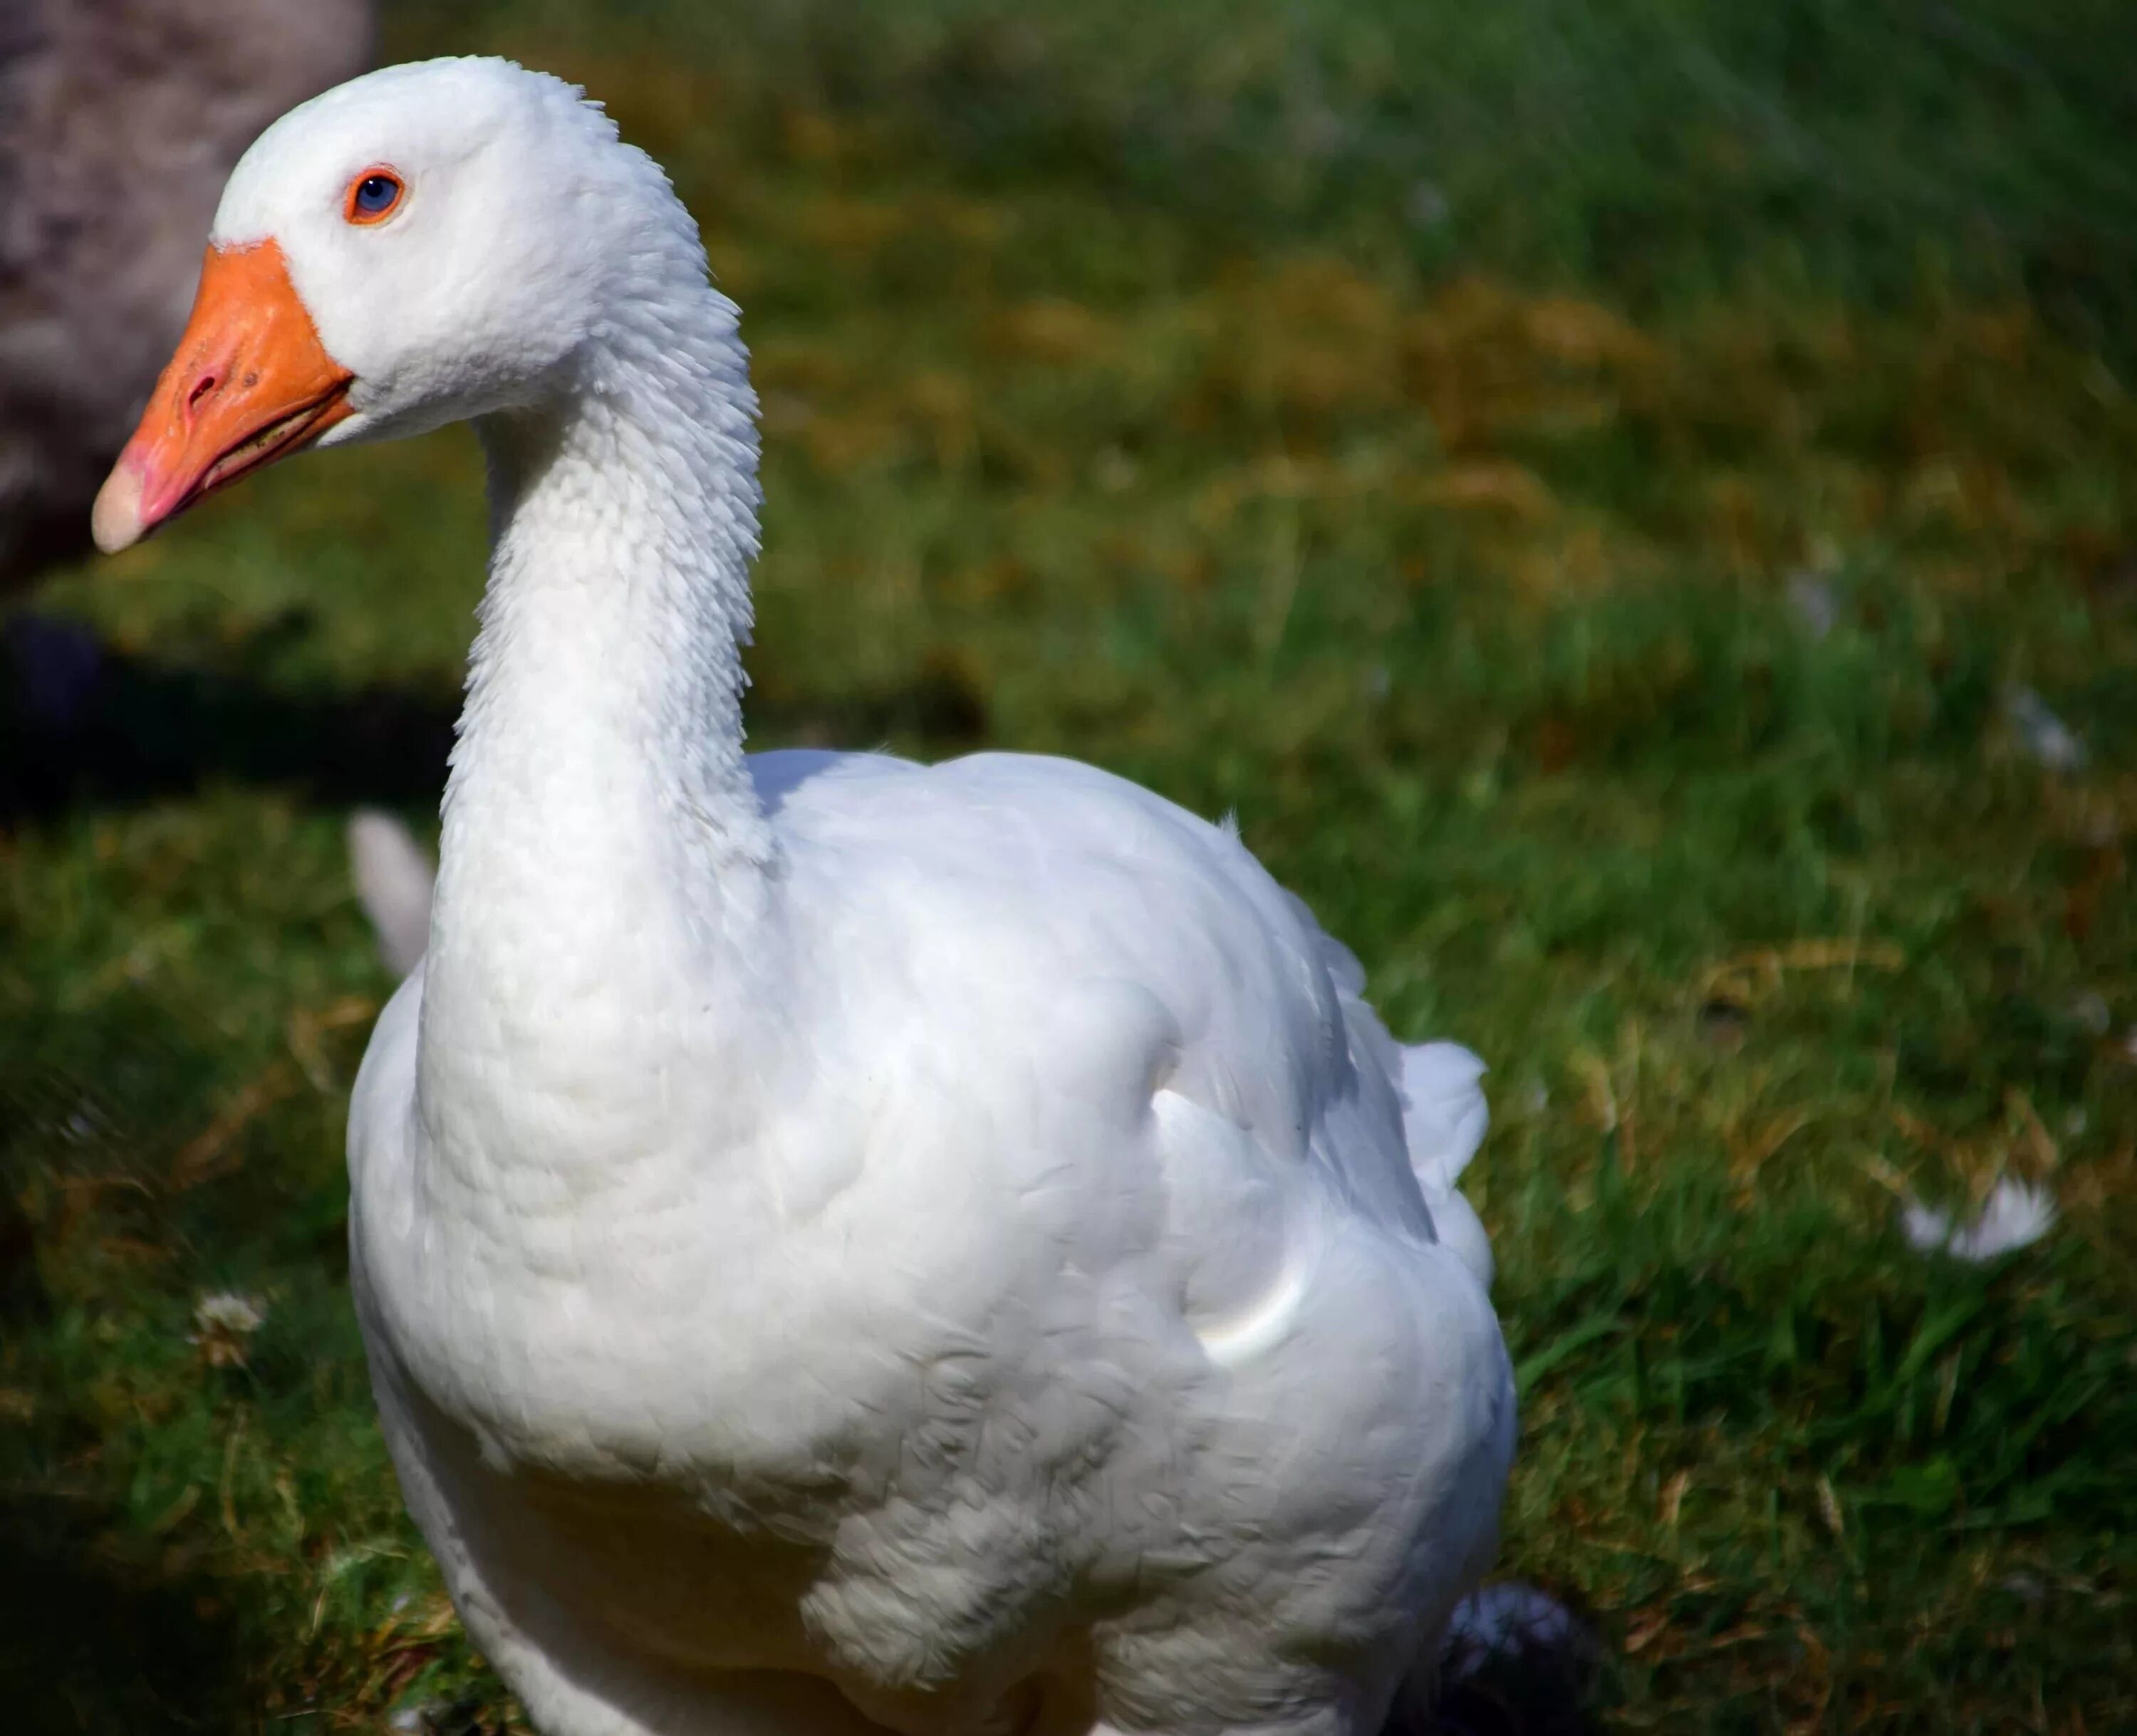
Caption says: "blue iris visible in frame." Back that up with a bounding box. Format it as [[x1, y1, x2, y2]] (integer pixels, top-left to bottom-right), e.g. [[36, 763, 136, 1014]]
[[354, 175, 400, 216]]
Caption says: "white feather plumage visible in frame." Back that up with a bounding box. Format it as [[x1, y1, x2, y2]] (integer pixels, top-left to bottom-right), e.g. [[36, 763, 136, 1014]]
[[214, 58, 1514, 1736]]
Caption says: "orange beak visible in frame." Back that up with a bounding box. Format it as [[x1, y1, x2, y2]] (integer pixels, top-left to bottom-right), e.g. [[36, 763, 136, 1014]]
[[92, 239, 355, 554]]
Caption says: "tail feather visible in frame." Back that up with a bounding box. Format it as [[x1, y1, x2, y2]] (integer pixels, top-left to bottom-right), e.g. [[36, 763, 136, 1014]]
[[1400, 1042, 1489, 1185], [1400, 1041, 1494, 1291], [348, 809, 436, 978]]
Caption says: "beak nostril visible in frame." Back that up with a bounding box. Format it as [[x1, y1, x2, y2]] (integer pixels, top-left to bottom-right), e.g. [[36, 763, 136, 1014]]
[[186, 373, 219, 415]]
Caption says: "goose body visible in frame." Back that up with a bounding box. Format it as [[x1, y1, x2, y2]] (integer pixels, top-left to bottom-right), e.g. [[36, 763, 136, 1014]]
[[96, 59, 1516, 1736]]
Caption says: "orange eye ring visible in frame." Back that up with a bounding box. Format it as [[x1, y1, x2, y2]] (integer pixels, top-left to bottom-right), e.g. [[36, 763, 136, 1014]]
[[345, 168, 406, 225]]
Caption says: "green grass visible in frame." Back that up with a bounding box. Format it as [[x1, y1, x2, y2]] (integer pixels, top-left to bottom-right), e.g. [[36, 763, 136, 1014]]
[[4, 1, 2135, 1730]]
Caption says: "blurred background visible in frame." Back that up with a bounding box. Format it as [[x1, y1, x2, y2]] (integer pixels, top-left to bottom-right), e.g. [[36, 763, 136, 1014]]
[[2, 1, 2133, 1730]]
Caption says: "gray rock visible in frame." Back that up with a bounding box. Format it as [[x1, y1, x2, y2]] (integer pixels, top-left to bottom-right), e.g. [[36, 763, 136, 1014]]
[[0, 0, 372, 589]]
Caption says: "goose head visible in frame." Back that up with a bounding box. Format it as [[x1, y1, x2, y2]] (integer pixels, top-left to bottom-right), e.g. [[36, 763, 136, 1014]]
[[93, 57, 704, 553]]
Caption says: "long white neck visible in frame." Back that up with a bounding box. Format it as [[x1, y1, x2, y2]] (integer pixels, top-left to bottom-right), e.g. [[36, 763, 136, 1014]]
[[416, 285, 774, 1138]]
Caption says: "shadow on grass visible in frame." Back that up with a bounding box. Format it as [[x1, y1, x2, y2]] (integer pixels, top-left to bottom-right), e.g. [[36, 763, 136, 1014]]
[[0, 1490, 250, 1736], [1408, 1653, 1605, 1736], [0, 1045, 228, 1736], [0, 989, 303, 1734], [0, 612, 993, 828], [0, 613, 459, 823]]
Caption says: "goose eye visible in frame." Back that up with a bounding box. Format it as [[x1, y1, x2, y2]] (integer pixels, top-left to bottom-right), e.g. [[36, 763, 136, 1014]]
[[346, 171, 405, 224]]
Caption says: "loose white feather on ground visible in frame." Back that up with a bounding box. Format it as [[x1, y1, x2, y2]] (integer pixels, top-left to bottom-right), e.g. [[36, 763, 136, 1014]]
[[1901, 1178, 2057, 1263]]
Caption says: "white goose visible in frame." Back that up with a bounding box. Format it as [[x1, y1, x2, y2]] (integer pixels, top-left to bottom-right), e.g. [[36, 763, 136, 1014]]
[[93, 59, 1515, 1736]]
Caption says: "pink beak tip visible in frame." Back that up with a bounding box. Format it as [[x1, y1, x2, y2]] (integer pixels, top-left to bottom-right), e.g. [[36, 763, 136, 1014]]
[[90, 458, 147, 556]]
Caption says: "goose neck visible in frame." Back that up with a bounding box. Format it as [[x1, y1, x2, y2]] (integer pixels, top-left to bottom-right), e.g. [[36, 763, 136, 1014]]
[[425, 295, 774, 1034]]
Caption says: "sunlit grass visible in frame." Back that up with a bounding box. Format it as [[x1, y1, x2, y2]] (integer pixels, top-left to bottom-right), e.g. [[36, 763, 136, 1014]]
[[3, 2, 2134, 1731]]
